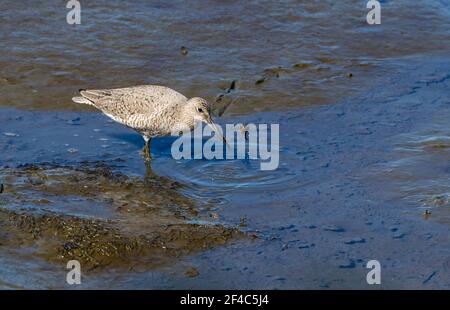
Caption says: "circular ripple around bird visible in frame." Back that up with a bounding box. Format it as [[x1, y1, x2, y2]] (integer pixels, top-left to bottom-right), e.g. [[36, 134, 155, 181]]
[[159, 156, 297, 195]]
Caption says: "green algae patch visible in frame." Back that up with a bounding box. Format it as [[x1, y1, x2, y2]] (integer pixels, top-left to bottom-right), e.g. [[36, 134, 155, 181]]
[[0, 163, 244, 271]]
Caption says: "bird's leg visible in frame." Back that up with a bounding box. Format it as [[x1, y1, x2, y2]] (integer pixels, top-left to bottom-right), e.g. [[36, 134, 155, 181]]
[[140, 136, 151, 162], [141, 137, 156, 184], [144, 157, 153, 183]]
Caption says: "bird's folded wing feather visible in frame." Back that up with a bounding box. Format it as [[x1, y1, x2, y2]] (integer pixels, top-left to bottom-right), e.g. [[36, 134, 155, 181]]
[[80, 85, 188, 122]]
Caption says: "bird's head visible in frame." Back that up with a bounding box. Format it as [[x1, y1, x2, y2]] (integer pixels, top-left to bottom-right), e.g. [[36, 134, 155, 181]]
[[186, 97, 212, 125], [183, 97, 227, 144]]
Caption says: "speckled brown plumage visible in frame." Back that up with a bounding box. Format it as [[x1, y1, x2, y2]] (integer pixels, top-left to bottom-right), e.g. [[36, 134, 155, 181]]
[[72, 85, 212, 139]]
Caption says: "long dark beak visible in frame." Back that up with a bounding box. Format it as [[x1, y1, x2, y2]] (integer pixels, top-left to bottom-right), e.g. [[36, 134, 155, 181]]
[[207, 117, 231, 149]]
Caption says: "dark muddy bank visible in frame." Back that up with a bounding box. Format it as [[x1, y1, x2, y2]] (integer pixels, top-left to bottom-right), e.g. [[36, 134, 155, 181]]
[[0, 163, 244, 271], [0, 56, 449, 289]]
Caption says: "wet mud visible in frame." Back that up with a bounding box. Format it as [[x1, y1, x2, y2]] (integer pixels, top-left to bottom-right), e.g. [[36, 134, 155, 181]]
[[0, 163, 243, 271]]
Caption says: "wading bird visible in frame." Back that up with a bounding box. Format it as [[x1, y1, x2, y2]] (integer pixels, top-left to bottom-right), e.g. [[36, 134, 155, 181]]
[[72, 85, 224, 162]]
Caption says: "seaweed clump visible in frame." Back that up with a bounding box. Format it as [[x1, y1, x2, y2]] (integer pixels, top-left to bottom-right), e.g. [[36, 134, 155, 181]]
[[0, 163, 245, 271], [0, 207, 242, 271]]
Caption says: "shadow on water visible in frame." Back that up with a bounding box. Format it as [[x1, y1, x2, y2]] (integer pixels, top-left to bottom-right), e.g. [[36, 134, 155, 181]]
[[104, 132, 144, 148]]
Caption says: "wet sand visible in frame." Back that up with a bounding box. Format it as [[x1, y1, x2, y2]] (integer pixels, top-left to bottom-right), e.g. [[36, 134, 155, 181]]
[[0, 56, 449, 289]]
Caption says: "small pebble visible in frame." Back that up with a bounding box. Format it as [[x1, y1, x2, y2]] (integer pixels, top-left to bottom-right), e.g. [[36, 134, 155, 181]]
[[180, 46, 188, 55], [255, 77, 266, 85], [185, 266, 199, 277]]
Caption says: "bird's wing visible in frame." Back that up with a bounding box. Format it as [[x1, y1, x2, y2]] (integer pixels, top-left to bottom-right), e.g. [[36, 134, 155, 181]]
[[79, 85, 188, 121]]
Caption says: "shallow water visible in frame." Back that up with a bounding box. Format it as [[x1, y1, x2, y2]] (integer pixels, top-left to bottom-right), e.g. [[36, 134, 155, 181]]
[[374, 109, 450, 223], [0, 1, 450, 289]]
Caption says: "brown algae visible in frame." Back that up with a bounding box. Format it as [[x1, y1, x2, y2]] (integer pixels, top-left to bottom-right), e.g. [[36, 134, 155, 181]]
[[0, 163, 244, 271]]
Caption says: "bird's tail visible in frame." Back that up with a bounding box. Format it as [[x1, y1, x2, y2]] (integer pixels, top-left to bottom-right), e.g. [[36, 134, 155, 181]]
[[72, 96, 94, 105], [72, 89, 96, 106]]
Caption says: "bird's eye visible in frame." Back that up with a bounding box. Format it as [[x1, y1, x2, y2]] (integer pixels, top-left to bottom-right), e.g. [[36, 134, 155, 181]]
[[197, 108, 203, 113]]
